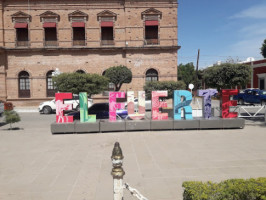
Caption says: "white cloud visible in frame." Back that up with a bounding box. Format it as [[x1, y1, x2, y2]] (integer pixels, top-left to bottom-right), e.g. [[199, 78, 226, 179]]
[[239, 23, 266, 37], [231, 4, 266, 19]]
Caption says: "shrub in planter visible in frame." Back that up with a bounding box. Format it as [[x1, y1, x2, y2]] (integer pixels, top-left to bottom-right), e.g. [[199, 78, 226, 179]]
[[182, 178, 266, 200], [4, 110, 21, 130]]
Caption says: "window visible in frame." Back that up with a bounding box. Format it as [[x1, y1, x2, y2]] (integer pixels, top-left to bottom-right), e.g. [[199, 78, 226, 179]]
[[44, 23, 57, 46], [69, 11, 88, 46], [145, 22, 158, 45], [146, 68, 158, 82], [73, 26, 85, 46], [46, 71, 56, 97], [40, 11, 59, 47], [18, 71, 30, 98], [12, 11, 31, 47], [141, 8, 162, 45], [102, 70, 115, 91], [259, 78, 265, 90], [97, 10, 117, 46], [76, 70, 86, 74]]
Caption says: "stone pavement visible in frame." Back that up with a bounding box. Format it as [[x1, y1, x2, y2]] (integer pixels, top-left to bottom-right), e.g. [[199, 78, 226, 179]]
[[0, 113, 266, 200]]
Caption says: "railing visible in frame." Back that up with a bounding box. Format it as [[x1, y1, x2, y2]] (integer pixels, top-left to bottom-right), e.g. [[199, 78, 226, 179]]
[[101, 40, 114, 45], [16, 41, 29, 47], [73, 40, 86, 46], [144, 39, 159, 45], [44, 40, 58, 47]]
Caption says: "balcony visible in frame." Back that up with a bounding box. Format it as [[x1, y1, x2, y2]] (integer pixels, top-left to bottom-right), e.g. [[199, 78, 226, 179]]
[[101, 40, 114, 46], [144, 39, 159, 45], [16, 41, 29, 47], [73, 40, 86, 46], [44, 40, 58, 47]]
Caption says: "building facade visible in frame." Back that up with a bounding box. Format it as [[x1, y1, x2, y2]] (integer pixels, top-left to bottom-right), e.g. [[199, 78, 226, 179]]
[[0, 0, 180, 106], [249, 59, 266, 90]]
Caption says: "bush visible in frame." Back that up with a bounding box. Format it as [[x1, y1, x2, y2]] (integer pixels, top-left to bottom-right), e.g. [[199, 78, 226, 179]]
[[183, 178, 266, 200], [4, 110, 21, 129], [53, 73, 109, 96], [144, 81, 186, 99]]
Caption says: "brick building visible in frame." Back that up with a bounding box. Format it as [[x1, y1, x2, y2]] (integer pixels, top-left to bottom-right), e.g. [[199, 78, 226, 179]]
[[0, 0, 180, 106], [249, 59, 266, 90]]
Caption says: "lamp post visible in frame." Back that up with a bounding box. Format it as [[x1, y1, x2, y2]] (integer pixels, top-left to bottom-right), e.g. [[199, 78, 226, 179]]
[[111, 142, 125, 200]]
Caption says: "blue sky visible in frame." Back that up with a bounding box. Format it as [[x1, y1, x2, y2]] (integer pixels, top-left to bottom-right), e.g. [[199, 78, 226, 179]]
[[178, 0, 266, 68]]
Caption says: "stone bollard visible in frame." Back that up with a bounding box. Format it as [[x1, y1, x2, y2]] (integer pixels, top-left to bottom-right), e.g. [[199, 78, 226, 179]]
[[111, 142, 125, 200]]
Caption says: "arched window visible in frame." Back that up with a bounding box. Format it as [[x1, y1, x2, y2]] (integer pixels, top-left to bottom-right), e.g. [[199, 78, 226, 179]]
[[102, 70, 115, 91], [146, 68, 158, 82], [46, 70, 56, 97], [18, 71, 30, 98], [76, 70, 86, 74]]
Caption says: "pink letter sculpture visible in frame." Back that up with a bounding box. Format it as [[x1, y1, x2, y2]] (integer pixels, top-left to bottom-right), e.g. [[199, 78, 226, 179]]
[[152, 91, 168, 120], [127, 91, 145, 120], [109, 92, 126, 121], [55, 93, 73, 123]]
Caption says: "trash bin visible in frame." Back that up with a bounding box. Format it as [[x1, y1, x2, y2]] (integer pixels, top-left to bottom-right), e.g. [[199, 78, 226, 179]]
[[4, 102, 13, 111]]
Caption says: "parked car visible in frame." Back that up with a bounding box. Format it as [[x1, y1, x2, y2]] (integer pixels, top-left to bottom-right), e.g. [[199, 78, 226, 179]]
[[0, 101, 4, 117], [233, 89, 266, 105], [39, 94, 93, 114], [67, 103, 128, 120], [125, 98, 152, 111]]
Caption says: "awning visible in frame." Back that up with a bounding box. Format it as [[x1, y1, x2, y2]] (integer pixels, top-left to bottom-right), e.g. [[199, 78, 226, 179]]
[[101, 21, 113, 27], [14, 23, 28, 28], [145, 20, 158, 26], [72, 22, 85, 27], [43, 22, 56, 28]]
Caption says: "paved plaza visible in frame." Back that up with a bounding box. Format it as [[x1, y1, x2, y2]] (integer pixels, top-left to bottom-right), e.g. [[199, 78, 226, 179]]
[[0, 113, 266, 200]]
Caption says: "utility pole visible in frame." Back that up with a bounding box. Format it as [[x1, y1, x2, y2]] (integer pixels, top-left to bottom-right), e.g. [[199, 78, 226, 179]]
[[195, 49, 200, 91]]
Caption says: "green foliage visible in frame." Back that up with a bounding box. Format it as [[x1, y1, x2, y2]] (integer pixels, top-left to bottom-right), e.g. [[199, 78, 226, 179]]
[[203, 63, 251, 91], [53, 73, 109, 96], [104, 65, 132, 91], [261, 39, 266, 58], [144, 81, 186, 99], [4, 110, 21, 129], [183, 178, 266, 200], [178, 63, 196, 89]]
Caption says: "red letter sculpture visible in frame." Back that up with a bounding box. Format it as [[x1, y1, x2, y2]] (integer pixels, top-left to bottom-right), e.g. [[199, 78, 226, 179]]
[[55, 93, 73, 123], [221, 89, 238, 118]]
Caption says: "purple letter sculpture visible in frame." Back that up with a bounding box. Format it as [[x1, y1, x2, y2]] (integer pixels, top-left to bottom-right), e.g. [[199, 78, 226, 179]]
[[197, 89, 218, 119]]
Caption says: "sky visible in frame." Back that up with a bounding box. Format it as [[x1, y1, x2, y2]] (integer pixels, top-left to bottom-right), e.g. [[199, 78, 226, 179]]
[[178, 0, 266, 68]]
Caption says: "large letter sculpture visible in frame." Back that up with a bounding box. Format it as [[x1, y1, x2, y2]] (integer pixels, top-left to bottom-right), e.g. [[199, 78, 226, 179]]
[[127, 91, 145, 120], [79, 92, 96, 123], [198, 89, 218, 119], [221, 89, 238, 118], [109, 92, 126, 121], [56, 93, 73, 123], [152, 91, 168, 120], [173, 90, 193, 120]]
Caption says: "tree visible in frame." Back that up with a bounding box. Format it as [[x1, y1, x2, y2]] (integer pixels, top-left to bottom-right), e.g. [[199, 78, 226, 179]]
[[4, 110, 21, 129], [203, 63, 251, 91], [260, 39, 266, 58], [53, 73, 109, 96], [104, 65, 132, 91], [144, 81, 186, 99], [178, 63, 196, 89]]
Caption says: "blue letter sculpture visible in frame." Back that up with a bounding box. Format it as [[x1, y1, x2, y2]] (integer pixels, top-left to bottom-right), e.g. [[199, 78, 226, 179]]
[[173, 90, 193, 120], [197, 89, 218, 119]]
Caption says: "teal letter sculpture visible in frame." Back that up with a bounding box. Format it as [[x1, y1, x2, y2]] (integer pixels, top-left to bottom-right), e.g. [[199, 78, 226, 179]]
[[79, 92, 96, 123], [173, 90, 193, 120]]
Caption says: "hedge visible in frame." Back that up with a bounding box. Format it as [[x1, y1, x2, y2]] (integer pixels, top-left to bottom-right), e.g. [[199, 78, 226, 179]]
[[183, 178, 266, 200]]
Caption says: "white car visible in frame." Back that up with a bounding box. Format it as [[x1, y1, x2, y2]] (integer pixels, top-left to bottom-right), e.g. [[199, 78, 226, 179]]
[[125, 98, 151, 111], [39, 95, 93, 114]]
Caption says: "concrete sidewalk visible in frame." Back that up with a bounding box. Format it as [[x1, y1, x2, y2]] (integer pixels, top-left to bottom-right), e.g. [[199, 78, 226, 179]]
[[0, 113, 266, 200]]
